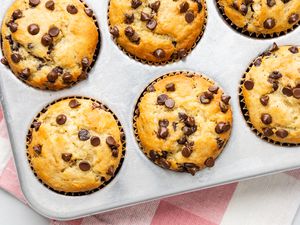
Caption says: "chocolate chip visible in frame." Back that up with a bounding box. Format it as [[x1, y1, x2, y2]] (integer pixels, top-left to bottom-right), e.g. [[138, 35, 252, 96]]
[[9, 22, 18, 33], [208, 85, 219, 94], [12, 9, 22, 20], [11, 53, 21, 63], [81, 57, 89, 69], [62, 72, 73, 83], [288, 13, 299, 24], [84, 8, 93, 17], [267, 0, 276, 7], [147, 19, 157, 30], [263, 127, 274, 137], [245, 0, 254, 3], [32, 121, 41, 131], [106, 136, 119, 149], [232, 0, 239, 10], [288, 46, 299, 54], [240, 3, 248, 16], [48, 26, 59, 37], [177, 136, 187, 145], [56, 114, 67, 125], [215, 122, 231, 134], [269, 71, 282, 79], [78, 129, 90, 141], [159, 158, 170, 169], [53, 66, 63, 74], [110, 26, 119, 38], [178, 48, 187, 58], [153, 48, 166, 59], [130, 33, 141, 44], [282, 86, 293, 97], [27, 24, 39, 35], [158, 126, 168, 139], [67, 5, 78, 14], [149, 150, 157, 161], [275, 129, 288, 138], [41, 34, 52, 46], [79, 161, 91, 171], [125, 26, 135, 37], [147, 85, 156, 92], [78, 71, 88, 81], [293, 88, 300, 99], [178, 112, 188, 121], [45, 1, 54, 10], [172, 122, 177, 131], [182, 146, 192, 157], [180, 2, 189, 13], [124, 13, 134, 24], [112, 149, 119, 157], [159, 119, 169, 127], [90, 136, 101, 147], [269, 42, 279, 52], [281, 0, 291, 2], [1, 58, 8, 66], [264, 18, 276, 29], [157, 94, 168, 105], [185, 10, 195, 23], [219, 101, 229, 113], [141, 12, 152, 21], [20, 68, 30, 80], [183, 163, 198, 175], [166, 83, 175, 92], [216, 137, 225, 149], [204, 157, 215, 167], [185, 116, 195, 127], [221, 95, 231, 104], [244, 80, 254, 90], [29, 0, 40, 7], [260, 95, 269, 106], [254, 58, 262, 66], [69, 99, 81, 108], [149, 1, 160, 12], [47, 70, 58, 82], [33, 144, 42, 155], [62, 153, 72, 162], [107, 166, 115, 176], [131, 0, 142, 9], [182, 126, 196, 136], [200, 92, 213, 104], [165, 98, 175, 109], [261, 113, 272, 125]]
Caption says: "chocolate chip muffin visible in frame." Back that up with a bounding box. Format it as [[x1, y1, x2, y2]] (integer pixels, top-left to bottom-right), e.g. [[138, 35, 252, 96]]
[[108, 0, 206, 64], [134, 72, 232, 175], [241, 44, 300, 144], [1, 0, 99, 90], [217, 0, 300, 36], [27, 97, 125, 193]]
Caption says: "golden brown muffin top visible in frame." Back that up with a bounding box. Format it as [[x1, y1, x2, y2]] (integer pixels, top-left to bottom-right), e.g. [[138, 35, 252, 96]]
[[242, 44, 300, 144], [27, 98, 124, 193], [108, 0, 206, 63], [218, 0, 300, 35], [1, 0, 99, 90], [135, 72, 232, 175]]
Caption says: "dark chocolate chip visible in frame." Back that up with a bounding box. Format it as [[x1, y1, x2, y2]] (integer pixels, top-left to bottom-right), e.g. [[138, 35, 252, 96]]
[[260, 95, 269, 106], [112, 149, 119, 157], [33, 144, 42, 155], [193, 0, 203, 12], [288, 46, 299, 54], [177, 136, 187, 145], [9, 22, 18, 33], [12, 9, 22, 20], [149, 150, 158, 161], [159, 158, 170, 169], [180, 2, 189, 13], [166, 83, 175, 92], [78, 129, 91, 141], [67, 5, 78, 14], [131, 0, 142, 9], [244, 80, 254, 90], [69, 99, 81, 108], [165, 98, 175, 109], [62, 153, 72, 162], [204, 157, 215, 167], [200, 92, 213, 104], [157, 94, 168, 105], [29, 0, 40, 7], [157, 126, 168, 139], [11, 53, 21, 63], [45, 1, 55, 10], [125, 26, 135, 37], [254, 58, 262, 66], [79, 161, 91, 171], [32, 121, 41, 131], [107, 166, 115, 176], [208, 85, 219, 94], [185, 116, 195, 127], [178, 48, 187, 58], [159, 119, 169, 127], [149, 1, 160, 12], [147, 19, 157, 30], [62, 72, 73, 83], [215, 122, 231, 134], [110, 26, 119, 38], [27, 24, 40, 35], [106, 136, 119, 149], [124, 13, 134, 24], [275, 129, 288, 138], [281, 0, 291, 2], [153, 48, 166, 59], [48, 26, 59, 37], [41, 34, 53, 46], [263, 18, 276, 29], [261, 113, 272, 125], [141, 12, 153, 21], [78, 71, 88, 81], [182, 146, 192, 157], [269, 71, 282, 79], [183, 163, 198, 175], [19, 68, 30, 80], [185, 10, 195, 23], [245, 0, 254, 3], [172, 122, 177, 131], [147, 85, 156, 92], [240, 3, 248, 16], [47, 70, 58, 82], [267, 0, 276, 7], [178, 112, 188, 121], [221, 95, 231, 104], [216, 137, 225, 149], [263, 127, 274, 137], [219, 101, 229, 113], [84, 8, 93, 17], [293, 88, 300, 99], [288, 13, 299, 24], [282, 86, 293, 97], [56, 114, 67, 125], [81, 57, 89, 69], [232, 0, 239, 10], [91, 136, 101, 147], [182, 126, 196, 136]]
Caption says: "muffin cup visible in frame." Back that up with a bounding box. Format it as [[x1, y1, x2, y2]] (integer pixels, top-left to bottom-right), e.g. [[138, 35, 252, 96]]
[[215, 1, 300, 39], [26, 96, 126, 196], [0, 0, 101, 91], [133, 71, 232, 172], [107, 1, 207, 66], [239, 52, 300, 147]]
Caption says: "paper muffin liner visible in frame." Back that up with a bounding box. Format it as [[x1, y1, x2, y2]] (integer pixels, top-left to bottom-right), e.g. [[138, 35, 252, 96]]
[[0, 0, 101, 91], [107, 1, 207, 66], [133, 71, 232, 173], [239, 49, 300, 147], [26, 96, 126, 196], [216, 1, 300, 39]]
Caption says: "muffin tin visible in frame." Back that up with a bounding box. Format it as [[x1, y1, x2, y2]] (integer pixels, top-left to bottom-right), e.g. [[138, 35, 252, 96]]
[[0, 0, 300, 220]]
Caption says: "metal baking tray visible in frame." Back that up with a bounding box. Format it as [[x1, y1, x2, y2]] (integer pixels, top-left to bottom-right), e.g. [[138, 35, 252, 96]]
[[1, 0, 300, 220]]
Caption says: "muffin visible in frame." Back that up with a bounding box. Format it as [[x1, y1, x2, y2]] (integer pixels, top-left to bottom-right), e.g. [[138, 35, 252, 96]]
[[134, 72, 232, 175], [108, 0, 206, 64], [217, 0, 300, 37], [1, 0, 99, 90], [241, 44, 300, 144], [27, 97, 125, 193]]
